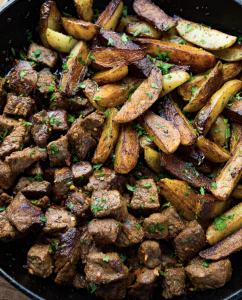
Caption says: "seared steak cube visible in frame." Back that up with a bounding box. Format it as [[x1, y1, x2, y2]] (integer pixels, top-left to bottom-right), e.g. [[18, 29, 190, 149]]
[[43, 207, 76, 236], [80, 110, 106, 140], [160, 253, 179, 270], [174, 220, 206, 263], [27, 243, 54, 278], [6, 192, 44, 233], [0, 160, 17, 189], [138, 240, 162, 269], [116, 214, 145, 247], [8, 69, 38, 96], [27, 43, 58, 68], [13, 60, 35, 71], [14, 177, 51, 198], [26, 161, 43, 177], [0, 77, 6, 113], [71, 161, 93, 185], [77, 99, 95, 117], [84, 252, 129, 284], [55, 262, 77, 286], [185, 258, 232, 290], [44, 166, 58, 182], [47, 110, 69, 132], [143, 213, 169, 239], [67, 118, 96, 160], [36, 69, 56, 94], [0, 211, 18, 242], [4, 94, 35, 117], [0, 115, 19, 137], [53, 167, 74, 202], [0, 193, 13, 207], [50, 92, 88, 112], [130, 179, 160, 213], [30, 196, 50, 209], [47, 135, 71, 167], [162, 267, 186, 299], [65, 191, 89, 217], [134, 165, 157, 181], [31, 110, 51, 147], [80, 227, 93, 264], [162, 206, 185, 239], [97, 280, 127, 300], [72, 273, 89, 289], [88, 219, 121, 245]]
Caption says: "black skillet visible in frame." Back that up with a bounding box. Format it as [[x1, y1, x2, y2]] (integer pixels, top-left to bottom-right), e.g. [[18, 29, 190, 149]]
[[1, 0, 242, 299]]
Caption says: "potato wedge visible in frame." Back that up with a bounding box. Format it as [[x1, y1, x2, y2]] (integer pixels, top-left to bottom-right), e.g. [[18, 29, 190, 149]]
[[222, 62, 242, 83], [162, 28, 195, 47], [212, 136, 242, 201], [114, 124, 139, 174], [183, 61, 223, 112], [92, 63, 128, 85], [177, 74, 207, 101], [61, 17, 100, 41], [175, 144, 205, 167], [206, 202, 242, 245], [139, 136, 157, 153], [116, 15, 141, 32], [73, 0, 93, 22], [210, 44, 242, 62], [133, 0, 176, 34], [160, 152, 212, 191], [200, 226, 242, 261], [114, 66, 162, 123], [96, 0, 123, 31], [196, 159, 213, 175], [176, 19, 237, 50], [39, 1, 63, 48], [125, 21, 162, 39], [230, 122, 242, 153], [144, 147, 165, 174], [194, 80, 242, 136], [231, 184, 242, 199], [46, 28, 78, 53], [92, 108, 120, 165], [83, 79, 106, 112], [134, 38, 216, 73], [197, 136, 230, 163], [223, 95, 242, 124], [208, 114, 230, 148]]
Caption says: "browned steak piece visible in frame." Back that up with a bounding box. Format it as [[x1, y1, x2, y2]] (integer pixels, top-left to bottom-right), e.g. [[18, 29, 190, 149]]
[[50, 92, 88, 112], [14, 176, 51, 198], [0, 193, 13, 207], [53, 167, 74, 202], [30, 196, 50, 209], [47, 110, 69, 132], [26, 161, 43, 177], [138, 240, 162, 269], [97, 280, 127, 300], [162, 267, 186, 298], [4, 94, 35, 117], [0, 211, 19, 242], [80, 110, 106, 140], [162, 206, 185, 239], [0, 160, 17, 189], [143, 213, 169, 239], [47, 135, 71, 167], [8, 69, 38, 96], [31, 110, 52, 147], [27, 43, 58, 68], [71, 273, 89, 289], [71, 161, 93, 185], [36, 69, 56, 94], [65, 191, 89, 217]]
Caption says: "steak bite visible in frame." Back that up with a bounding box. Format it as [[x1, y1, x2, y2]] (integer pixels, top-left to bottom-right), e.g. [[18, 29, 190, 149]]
[[55, 262, 77, 286], [53, 167, 74, 202], [79, 226, 93, 264], [71, 273, 89, 290], [50, 92, 88, 112], [47, 135, 71, 167], [138, 240, 162, 269], [36, 68, 56, 94], [71, 161, 93, 185], [27, 243, 54, 278], [30, 196, 50, 209], [47, 110, 69, 132], [185, 258, 232, 291], [14, 177, 51, 198], [97, 280, 127, 300], [174, 220, 206, 263], [31, 110, 52, 147], [162, 206, 185, 239], [4, 94, 35, 117], [0, 211, 18, 242], [84, 252, 129, 284], [6, 192, 44, 233], [27, 43, 58, 68], [65, 191, 89, 217], [130, 179, 160, 213], [0, 115, 19, 137], [143, 213, 169, 239], [0, 193, 13, 207], [0, 160, 17, 189], [80, 110, 106, 140], [26, 161, 43, 177], [0, 78, 6, 113], [8, 69, 38, 96], [162, 267, 186, 299]]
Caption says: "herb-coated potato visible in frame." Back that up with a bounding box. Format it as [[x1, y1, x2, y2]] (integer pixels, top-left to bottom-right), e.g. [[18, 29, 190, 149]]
[[210, 44, 242, 62], [223, 95, 242, 124], [232, 184, 242, 199], [144, 147, 165, 174], [116, 15, 141, 32], [177, 74, 207, 101], [92, 63, 129, 85], [83, 79, 106, 112], [208, 114, 230, 148], [230, 122, 242, 153], [125, 21, 162, 39], [222, 62, 242, 83], [139, 136, 157, 153], [162, 28, 195, 47], [73, 0, 94, 22], [46, 28, 78, 53]]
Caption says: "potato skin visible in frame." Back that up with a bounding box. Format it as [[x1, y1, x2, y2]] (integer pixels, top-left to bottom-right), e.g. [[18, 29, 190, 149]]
[[144, 147, 165, 174], [210, 44, 242, 62], [83, 79, 106, 112], [178, 75, 207, 101], [114, 124, 139, 174], [125, 21, 162, 39], [230, 122, 242, 153], [74, 0, 94, 22], [117, 15, 141, 32], [92, 64, 129, 85], [46, 29, 78, 53], [224, 96, 242, 124], [222, 62, 242, 84], [208, 114, 230, 148]]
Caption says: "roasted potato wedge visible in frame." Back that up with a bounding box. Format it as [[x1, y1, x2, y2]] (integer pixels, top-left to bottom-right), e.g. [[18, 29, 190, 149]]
[[39, 1, 63, 48], [83, 79, 106, 112], [125, 21, 162, 39], [210, 44, 242, 62], [73, 0, 94, 22], [194, 80, 242, 136], [92, 63, 129, 85], [114, 124, 139, 174], [208, 114, 230, 148], [133, 0, 176, 33], [162, 28, 195, 47], [183, 61, 223, 112], [223, 95, 242, 124], [96, 0, 123, 31], [176, 19, 237, 50], [175, 144, 205, 167], [114, 66, 162, 123], [116, 15, 141, 32], [144, 147, 165, 174], [196, 136, 230, 163], [92, 108, 120, 164], [206, 202, 242, 245], [230, 122, 242, 153], [231, 184, 242, 199], [222, 62, 242, 83], [177, 74, 207, 101], [196, 159, 213, 175], [134, 38, 216, 73], [61, 17, 100, 41], [139, 136, 157, 153], [46, 28, 78, 53]]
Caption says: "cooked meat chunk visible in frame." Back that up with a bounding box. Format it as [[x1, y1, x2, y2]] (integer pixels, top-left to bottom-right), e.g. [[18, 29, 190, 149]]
[[97, 280, 127, 300], [26, 161, 43, 176], [0, 211, 18, 242], [50, 92, 88, 112], [71, 161, 93, 185], [47, 110, 69, 132], [116, 214, 145, 247], [77, 99, 95, 117], [84, 252, 129, 284], [90, 190, 128, 220], [143, 213, 169, 239], [65, 191, 89, 217], [83, 79, 98, 101], [14, 177, 51, 198], [67, 118, 96, 160], [5, 146, 47, 173], [4, 94, 35, 117], [80, 110, 106, 140], [0, 78, 6, 113], [162, 206, 185, 239], [72, 273, 89, 289], [27, 43, 58, 68], [31, 110, 52, 147], [53, 167, 74, 202], [160, 253, 179, 270], [88, 219, 121, 245], [174, 220, 206, 263], [87, 167, 127, 194], [0, 193, 13, 207], [14, 60, 35, 71], [80, 226, 93, 264], [8, 69, 38, 96], [44, 166, 58, 182], [134, 165, 157, 181], [54, 262, 77, 286], [27, 243, 54, 278], [47, 135, 71, 167], [130, 179, 160, 213], [138, 240, 162, 269], [30, 196, 50, 209], [185, 258, 232, 291], [36, 69, 56, 94], [0, 115, 19, 137], [0, 160, 17, 189], [162, 267, 186, 299], [43, 207, 76, 236], [6, 192, 44, 233]]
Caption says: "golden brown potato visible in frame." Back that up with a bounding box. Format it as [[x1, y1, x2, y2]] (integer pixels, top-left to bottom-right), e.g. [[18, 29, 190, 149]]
[[114, 124, 139, 174], [196, 136, 230, 163], [183, 61, 223, 112], [134, 38, 216, 73], [114, 66, 162, 123], [39, 1, 63, 48], [61, 17, 100, 41], [144, 147, 165, 174], [230, 122, 242, 153], [46, 29, 78, 53], [232, 184, 242, 199], [133, 0, 176, 33], [196, 159, 213, 175], [210, 44, 242, 62], [194, 80, 242, 136], [162, 28, 195, 47], [125, 21, 162, 39], [92, 64, 129, 85], [83, 79, 106, 112], [222, 62, 242, 83], [139, 136, 157, 153], [177, 74, 207, 101], [208, 114, 230, 148], [92, 108, 120, 165], [116, 15, 141, 32], [73, 0, 94, 22], [223, 96, 242, 124], [159, 96, 197, 146], [96, 0, 123, 31], [175, 144, 205, 167]]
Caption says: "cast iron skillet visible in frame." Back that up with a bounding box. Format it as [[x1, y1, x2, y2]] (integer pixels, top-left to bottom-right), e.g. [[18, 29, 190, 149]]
[[1, 0, 242, 299]]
